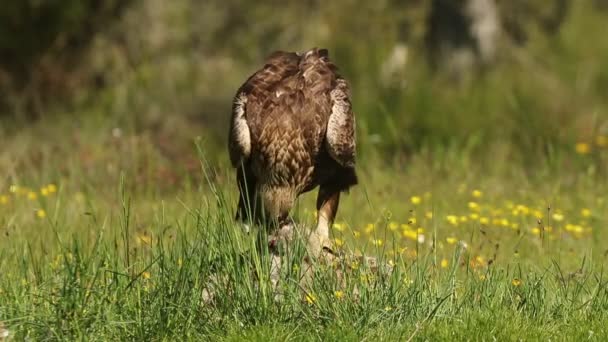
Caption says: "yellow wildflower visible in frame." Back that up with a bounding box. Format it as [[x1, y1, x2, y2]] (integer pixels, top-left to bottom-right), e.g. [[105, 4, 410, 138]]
[[408, 217, 417, 225], [36, 209, 46, 218], [596, 135, 608, 147], [472, 190, 483, 198], [136, 233, 152, 246], [440, 258, 449, 268], [425, 211, 433, 219], [581, 208, 591, 218], [511, 278, 522, 287], [552, 212, 564, 222], [515, 205, 530, 216], [575, 142, 591, 154], [446, 215, 459, 226], [402, 230, 418, 241], [568, 224, 583, 234], [364, 223, 375, 234], [410, 196, 421, 205], [0, 195, 8, 205], [479, 217, 489, 225], [446, 237, 457, 244], [306, 293, 316, 304], [333, 223, 346, 231], [469, 213, 479, 220], [384, 306, 392, 311], [388, 222, 399, 231], [533, 210, 544, 219], [334, 291, 344, 299], [531, 227, 541, 235], [47, 184, 58, 193], [41, 187, 49, 196], [177, 258, 183, 267], [500, 218, 510, 227], [142, 271, 151, 279], [468, 201, 480, 211], [334, 238, 344, 247], [371, 239, 383, 247], [27, 191, 38, 200]]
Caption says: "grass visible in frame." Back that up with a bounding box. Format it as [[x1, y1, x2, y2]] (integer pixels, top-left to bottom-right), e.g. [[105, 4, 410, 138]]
[[1, 115, 608, 341], [2, 3, 608, 338]]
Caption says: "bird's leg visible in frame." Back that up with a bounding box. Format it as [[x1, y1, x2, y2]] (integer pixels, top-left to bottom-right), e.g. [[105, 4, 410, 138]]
[[309, 186, 340, 257]]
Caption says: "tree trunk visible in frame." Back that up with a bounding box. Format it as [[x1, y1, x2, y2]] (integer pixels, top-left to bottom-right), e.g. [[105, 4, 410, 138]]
[[425, 0, 500, 78]]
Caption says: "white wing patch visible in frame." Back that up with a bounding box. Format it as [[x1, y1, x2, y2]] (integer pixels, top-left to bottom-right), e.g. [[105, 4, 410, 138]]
[[231, 93, 251, 165], [326, 79, 356, 167]]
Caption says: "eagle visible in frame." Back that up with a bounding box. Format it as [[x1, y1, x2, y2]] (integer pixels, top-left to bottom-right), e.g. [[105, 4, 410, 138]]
[[228, 48, 357, 256]]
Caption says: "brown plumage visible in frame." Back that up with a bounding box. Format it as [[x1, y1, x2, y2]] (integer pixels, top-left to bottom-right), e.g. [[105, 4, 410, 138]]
[[228, 48, 357, 254]]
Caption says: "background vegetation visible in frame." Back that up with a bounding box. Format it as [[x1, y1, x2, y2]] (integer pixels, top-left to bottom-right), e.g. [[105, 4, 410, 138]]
[[1, 0, 608, 340]]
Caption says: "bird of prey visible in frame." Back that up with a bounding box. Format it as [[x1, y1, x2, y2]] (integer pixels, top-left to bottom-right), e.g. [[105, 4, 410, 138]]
[[228, 47, 357, 255]]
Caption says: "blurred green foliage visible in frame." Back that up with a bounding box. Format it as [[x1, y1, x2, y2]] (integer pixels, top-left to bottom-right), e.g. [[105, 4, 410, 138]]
[[1, 0, 608, 165], [0, 0, 131, 114]]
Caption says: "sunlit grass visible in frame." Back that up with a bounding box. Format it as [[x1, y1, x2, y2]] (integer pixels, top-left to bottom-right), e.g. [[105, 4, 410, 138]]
[[1, 131, 608, 340]]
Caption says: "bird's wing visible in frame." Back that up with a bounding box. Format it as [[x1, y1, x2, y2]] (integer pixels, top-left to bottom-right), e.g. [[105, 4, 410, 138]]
[[228, 89, 251, 167], [325, 78, 356, 168], [228, 51, 301, 168]]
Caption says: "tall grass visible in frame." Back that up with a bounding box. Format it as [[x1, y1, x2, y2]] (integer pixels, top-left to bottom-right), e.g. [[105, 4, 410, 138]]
[[1, 138, 608, 340]]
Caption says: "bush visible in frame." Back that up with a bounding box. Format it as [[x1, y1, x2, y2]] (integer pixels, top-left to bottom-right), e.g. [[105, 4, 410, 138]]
[[0, 0, 132, 117]]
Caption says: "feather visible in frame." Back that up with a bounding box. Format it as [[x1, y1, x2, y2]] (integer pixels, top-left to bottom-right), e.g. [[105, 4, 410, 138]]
[[326, 78, 356, 168], [228, 92, 251, 167]]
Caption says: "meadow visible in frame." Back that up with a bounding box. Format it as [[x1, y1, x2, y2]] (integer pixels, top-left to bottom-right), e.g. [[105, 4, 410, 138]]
[[2, 1, 608, 340], [1, 113, 608, 341]]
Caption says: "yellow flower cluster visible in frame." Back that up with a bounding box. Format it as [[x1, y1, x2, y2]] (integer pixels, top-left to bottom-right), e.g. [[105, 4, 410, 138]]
[[1, 183, 58, 219], [575, 135, 608, 154], [325, 187, 597, 272]]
